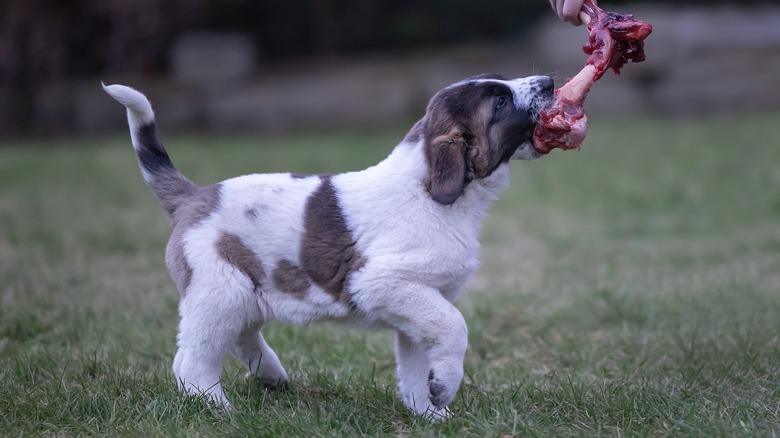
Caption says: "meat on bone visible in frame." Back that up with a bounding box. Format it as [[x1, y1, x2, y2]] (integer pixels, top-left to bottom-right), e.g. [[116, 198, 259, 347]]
[[533, 0, 653, 154]]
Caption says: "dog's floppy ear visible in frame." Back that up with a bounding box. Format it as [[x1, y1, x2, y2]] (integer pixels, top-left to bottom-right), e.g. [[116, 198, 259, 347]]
[[425, 132, 468, 205]]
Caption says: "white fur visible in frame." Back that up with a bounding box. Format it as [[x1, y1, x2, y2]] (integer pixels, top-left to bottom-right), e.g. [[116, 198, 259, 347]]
[[105, 76, 551, 419], [174, 140, 507, 416]]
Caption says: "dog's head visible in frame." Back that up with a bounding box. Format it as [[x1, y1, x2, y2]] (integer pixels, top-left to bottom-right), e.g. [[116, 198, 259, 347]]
[[413, 74, 554, 205]]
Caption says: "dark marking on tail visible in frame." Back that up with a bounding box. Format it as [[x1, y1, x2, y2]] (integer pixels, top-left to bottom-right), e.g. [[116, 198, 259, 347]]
[[134, 122, 198, 218], [137, 123, 176, 174]]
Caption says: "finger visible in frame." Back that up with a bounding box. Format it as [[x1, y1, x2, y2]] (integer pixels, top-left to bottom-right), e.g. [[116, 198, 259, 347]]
[[562, 1, 584, 25], [551, 0, 567, 21], [579, 10, 590, 26]]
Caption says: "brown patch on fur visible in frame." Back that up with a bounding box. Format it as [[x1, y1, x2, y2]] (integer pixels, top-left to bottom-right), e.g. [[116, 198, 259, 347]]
[[216, 232, 266, 289], [272, 259, 311, 295], [421, 79, 523, 204], [165, 233, 192, 295], [169, 184, 222, 229], [469, 99, 524, 180], [468, 105, 495, 178], [301, 175, 366, 301], [425, 130, 469, 206], [422, 85, 481, 205], [165, 183, 222, 296]]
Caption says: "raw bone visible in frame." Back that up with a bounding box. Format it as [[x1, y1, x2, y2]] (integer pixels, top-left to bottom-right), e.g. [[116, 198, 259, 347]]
[[533, 0, 653, 154]]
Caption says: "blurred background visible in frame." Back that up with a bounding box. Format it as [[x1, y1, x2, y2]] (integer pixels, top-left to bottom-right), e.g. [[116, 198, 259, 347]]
[[1, 0, 779, 138]]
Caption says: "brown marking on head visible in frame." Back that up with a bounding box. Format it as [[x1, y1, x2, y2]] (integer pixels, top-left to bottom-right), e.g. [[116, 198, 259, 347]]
[[425, 130, 468, 206], [300, 175, 366, 301], [421, 76, 535, 204], [216, 232, 266, 289], [164, 183, 222, 296], [272, 259, 311, 295]]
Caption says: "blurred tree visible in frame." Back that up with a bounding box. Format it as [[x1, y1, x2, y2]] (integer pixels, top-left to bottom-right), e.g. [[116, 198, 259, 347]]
[[0, 0, 207, 133], [0, 0, 766, 134], [238, 0, 546, 57]]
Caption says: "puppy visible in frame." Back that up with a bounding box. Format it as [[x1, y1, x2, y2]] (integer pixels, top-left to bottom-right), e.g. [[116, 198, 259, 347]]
[[103, 73, 554, 418]]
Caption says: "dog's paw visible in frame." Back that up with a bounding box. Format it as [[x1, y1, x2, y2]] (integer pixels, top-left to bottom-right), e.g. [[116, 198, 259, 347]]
[[244, 355, 290, 390], [401, 391, 452, 420], [246, 370, 289, 390], [258, 375, 290, 390], [424, 405, 452, 421], [427, 368, 462, 409]]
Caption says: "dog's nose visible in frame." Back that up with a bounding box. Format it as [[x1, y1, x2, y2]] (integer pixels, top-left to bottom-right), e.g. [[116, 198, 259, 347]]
[[537, 76, 555, 93]]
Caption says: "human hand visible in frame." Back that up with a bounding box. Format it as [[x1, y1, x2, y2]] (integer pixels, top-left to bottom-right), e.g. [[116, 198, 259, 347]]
[[548, 0, 594, 26]]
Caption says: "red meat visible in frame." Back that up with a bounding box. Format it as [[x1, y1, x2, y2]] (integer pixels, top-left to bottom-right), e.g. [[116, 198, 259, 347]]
[[533, 0, 653, 154]]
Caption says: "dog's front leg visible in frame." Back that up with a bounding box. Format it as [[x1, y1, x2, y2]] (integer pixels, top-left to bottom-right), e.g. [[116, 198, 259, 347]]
[[395, 330, 458, 419], [370, 285, 467, 418]]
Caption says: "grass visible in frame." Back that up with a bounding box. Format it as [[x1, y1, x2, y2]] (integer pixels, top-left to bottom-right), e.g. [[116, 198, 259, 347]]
[[1, 113, 779, 436]]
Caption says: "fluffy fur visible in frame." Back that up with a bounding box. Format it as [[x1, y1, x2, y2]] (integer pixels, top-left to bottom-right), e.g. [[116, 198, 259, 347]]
[[103, 73, 554, 418]]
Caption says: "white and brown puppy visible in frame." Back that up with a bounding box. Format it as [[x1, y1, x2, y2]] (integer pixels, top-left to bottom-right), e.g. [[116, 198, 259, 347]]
[[103, 73, 554, 418]]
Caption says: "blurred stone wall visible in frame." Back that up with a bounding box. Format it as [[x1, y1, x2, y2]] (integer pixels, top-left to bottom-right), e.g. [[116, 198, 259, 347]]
[[20, 5, 780, 136]]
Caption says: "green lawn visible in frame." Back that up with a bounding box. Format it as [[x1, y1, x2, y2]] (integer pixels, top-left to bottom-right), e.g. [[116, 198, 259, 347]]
[[1, 114, 779, 436]]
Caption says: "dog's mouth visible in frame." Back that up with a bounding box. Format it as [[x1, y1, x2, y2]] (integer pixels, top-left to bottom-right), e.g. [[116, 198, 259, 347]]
[[527, 93, 554, 153], [510, 92, 554, 160], [523, 125, 536, 145], [509, 121, 544, 160], [527, 96, 550, 141], [531, 93, 554, 120]]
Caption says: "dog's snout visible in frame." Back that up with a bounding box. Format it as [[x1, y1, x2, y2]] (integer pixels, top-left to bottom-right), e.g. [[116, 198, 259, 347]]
[[537, 76, 554, 94]]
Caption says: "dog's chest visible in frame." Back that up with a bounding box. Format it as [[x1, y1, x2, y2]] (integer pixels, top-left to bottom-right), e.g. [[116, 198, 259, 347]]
[[342, 193, 483, 294]]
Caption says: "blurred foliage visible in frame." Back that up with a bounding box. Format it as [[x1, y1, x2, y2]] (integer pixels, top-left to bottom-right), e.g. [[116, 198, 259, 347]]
[[0, 0, 545, 132], [0, 0, 544, 86], [1, 0, 208, 131], [230, 0, 546, 57], [0, 0, 767, 132], [0, 0, 767, 83]]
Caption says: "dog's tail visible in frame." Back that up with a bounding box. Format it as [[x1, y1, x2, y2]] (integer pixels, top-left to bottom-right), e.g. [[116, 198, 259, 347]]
[[103, 83, 198, 218]]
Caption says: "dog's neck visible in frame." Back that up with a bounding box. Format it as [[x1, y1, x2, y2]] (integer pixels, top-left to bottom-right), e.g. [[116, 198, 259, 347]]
[[357, 138, 511, 221]]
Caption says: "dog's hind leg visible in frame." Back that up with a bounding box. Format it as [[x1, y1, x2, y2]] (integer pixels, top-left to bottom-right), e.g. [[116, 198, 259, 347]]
[[172, 308, 233, 406], [172, 275, 260, 406], [233, 329, 289, 389]]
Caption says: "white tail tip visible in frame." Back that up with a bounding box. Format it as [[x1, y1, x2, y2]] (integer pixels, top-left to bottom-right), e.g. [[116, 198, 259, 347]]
[[102, 82, 155, 126]]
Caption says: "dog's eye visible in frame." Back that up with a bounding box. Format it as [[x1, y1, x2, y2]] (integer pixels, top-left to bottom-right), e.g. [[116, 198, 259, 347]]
[[496, 96, 508, 109]]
